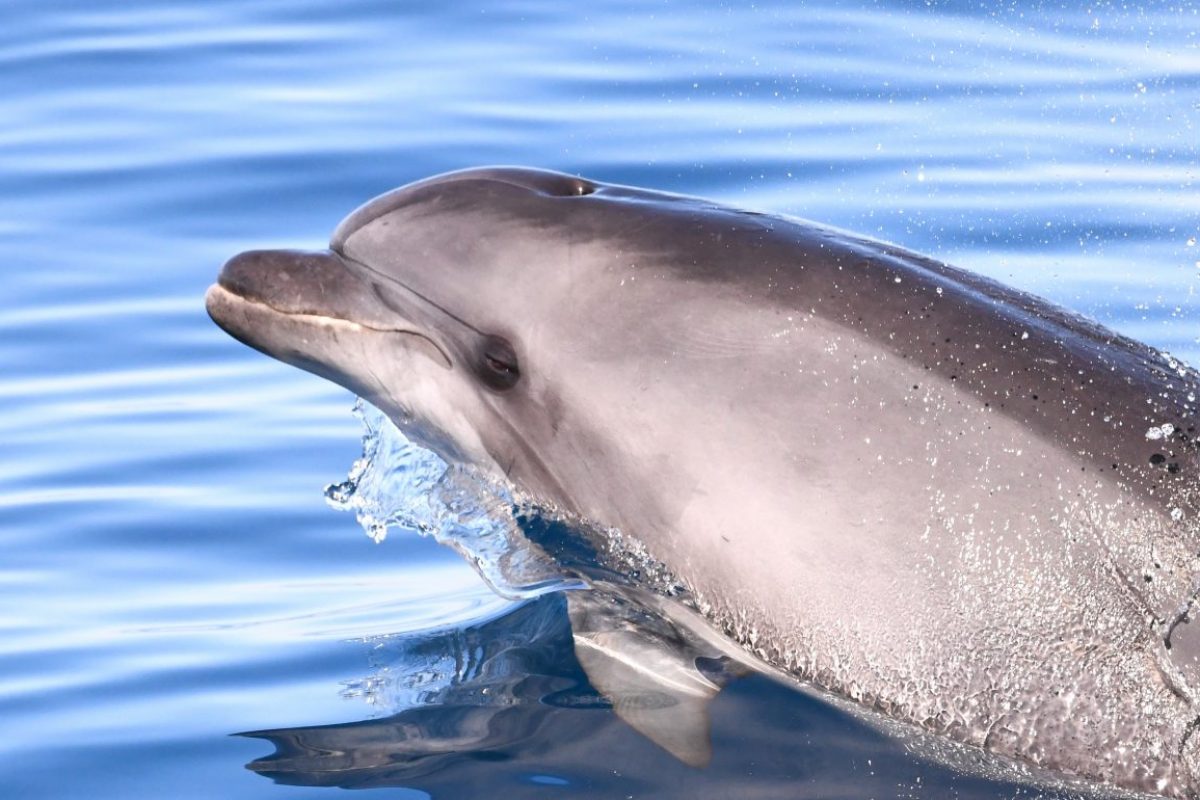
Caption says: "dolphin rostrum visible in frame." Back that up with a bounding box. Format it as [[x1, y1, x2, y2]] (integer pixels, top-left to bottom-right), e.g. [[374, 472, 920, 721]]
[[207, 167, 1200, 797]]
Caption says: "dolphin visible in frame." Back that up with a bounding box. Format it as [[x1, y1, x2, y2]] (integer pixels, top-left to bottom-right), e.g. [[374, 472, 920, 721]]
[[207, 167, 1200, 797]]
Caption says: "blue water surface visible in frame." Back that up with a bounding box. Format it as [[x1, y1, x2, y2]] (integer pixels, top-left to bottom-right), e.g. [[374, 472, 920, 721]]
[[1, 1, 1198, 797]]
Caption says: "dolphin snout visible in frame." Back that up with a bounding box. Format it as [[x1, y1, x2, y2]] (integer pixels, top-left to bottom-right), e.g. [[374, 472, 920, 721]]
[[217, 249, 355, 316], [208, 247, 435, 343]]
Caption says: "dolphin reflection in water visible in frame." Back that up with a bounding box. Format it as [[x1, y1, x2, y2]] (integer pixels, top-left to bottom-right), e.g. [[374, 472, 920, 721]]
[[209, 168, 1200, 796], [242, 584, 1111, 798]]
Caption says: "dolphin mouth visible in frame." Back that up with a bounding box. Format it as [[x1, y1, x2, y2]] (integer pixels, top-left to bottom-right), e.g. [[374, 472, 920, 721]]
[[205, 248, 451, 369], [204, 283, 436, 341]]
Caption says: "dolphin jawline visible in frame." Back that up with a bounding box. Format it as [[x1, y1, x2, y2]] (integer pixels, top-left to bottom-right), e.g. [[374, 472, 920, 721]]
[[204, 281, 452, 370], [205, 283, 438, 342]]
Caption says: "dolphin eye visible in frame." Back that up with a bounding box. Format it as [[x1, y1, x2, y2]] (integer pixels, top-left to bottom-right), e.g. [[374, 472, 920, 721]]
[[478, 335, 520, 390]]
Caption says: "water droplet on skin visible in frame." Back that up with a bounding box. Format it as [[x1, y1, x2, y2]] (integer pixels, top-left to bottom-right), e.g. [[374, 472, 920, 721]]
[[1146, 424, 1175, 441]]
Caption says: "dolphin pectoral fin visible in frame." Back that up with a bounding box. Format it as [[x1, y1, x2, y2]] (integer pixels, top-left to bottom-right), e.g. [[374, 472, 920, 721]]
[[572, 628, 718, 767], [566, 587, 754, 767]]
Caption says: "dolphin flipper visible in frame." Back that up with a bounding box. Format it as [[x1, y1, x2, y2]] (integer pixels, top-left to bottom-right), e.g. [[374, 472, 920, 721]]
[[566, 587, 753, 767]]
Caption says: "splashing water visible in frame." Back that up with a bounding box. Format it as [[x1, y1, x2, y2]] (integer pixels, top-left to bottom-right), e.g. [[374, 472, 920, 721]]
[[324, 400, 585, 600]]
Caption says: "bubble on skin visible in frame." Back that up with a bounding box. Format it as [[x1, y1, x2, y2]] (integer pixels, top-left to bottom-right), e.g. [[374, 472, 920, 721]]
[[1146, 424, 1176, 441]]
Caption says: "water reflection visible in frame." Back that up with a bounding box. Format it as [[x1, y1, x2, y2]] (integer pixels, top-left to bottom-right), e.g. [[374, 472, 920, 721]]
[[242, 588, 1117, 799]]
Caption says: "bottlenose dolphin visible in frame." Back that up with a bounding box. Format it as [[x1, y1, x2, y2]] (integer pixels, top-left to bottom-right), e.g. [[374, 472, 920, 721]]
[[207, 167, 1200, 797]]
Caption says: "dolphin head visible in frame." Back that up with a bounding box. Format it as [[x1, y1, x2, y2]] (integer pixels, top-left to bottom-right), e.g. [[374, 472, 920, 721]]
[[206, 167, 692, 495]]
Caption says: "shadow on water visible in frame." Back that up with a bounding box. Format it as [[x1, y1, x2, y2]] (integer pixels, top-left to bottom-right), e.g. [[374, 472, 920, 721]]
[[239, 590, 1120, 799]]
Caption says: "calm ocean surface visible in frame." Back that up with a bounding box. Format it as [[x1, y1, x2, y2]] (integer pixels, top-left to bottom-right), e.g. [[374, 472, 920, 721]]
[[2, 1, 1198, 797]]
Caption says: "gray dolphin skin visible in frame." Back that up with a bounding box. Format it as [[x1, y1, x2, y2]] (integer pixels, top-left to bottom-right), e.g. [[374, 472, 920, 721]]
[[207, 167, 1200, 797]]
